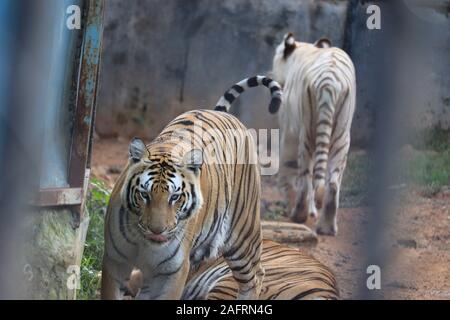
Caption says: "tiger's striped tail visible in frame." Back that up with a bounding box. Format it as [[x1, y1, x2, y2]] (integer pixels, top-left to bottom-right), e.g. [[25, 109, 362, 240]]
[[215, 76, 282, 114], [313, 83, 337, 204]]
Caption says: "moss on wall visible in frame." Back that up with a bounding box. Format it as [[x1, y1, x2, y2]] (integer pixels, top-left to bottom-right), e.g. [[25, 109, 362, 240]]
[[21, 209, 89, 300]]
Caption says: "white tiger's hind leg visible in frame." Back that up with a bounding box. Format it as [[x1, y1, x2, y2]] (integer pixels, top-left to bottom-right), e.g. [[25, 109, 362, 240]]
[[316, 179, 340, 236], [278, 128, 299, 216], [316, 155, 347, 236], [291, 144, 316, 223]]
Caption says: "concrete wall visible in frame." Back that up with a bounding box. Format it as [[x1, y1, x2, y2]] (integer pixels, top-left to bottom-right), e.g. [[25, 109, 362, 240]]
[[96, 0, 450, 145], [96, 0, 349, 139]]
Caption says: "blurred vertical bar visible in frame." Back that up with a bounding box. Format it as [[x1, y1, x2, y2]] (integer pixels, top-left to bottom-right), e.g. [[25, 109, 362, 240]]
[[0, 0, 104, 299], [0, 0, 55, 298], [356, 0, 413, 299], [0, 0, 23, 299], [39, 0, 84, 189]]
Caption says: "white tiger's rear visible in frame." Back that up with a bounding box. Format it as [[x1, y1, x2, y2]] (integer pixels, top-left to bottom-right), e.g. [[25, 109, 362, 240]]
[[272, 33, 356, 236]]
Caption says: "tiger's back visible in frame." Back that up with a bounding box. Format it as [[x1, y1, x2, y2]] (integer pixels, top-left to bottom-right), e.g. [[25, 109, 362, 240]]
[[278, 42, 356, 139]]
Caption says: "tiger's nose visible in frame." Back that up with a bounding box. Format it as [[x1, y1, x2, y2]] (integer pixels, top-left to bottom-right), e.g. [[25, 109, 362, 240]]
[[149, 226, 167, 235]]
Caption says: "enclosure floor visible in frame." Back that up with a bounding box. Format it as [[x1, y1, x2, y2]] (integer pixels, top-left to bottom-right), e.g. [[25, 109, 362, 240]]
[[92, 138, 450, 300]]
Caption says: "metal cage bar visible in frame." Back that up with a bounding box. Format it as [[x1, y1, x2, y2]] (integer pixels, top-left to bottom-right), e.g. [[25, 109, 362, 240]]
[[32, 0, 105, 218]]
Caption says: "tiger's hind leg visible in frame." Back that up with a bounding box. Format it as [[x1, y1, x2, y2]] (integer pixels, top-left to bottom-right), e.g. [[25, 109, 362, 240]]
[[316, 150, 348, 236], [278, 128, 299, 217], [291, 143, 316, 223], [316, 179, 340, 236]]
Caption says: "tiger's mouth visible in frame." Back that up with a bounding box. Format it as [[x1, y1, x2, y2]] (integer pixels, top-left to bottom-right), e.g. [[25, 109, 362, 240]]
[[144, 233, 169, 243], [138, 223, 177, 244]]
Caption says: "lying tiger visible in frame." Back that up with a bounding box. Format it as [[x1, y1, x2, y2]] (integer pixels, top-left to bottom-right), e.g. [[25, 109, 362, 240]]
[[101, 76, 283, 300], [270, 33, 357, 236], [183, 240, 339, 300], [125, 240, 339, 300]]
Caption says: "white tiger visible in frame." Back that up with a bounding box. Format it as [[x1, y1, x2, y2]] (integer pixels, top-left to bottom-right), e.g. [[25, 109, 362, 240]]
[[270, 33, 356, 236]]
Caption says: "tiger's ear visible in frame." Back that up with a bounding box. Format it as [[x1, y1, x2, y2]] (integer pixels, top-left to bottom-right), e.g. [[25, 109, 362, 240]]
[[183, 149, 203, 175], [314, 37, 332, 49], [129, 137, 147, 163], [283, 32, 296, 59]]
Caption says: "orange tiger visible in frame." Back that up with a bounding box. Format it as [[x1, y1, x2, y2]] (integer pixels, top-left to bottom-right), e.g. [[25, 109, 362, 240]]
[[101, 76, 282, 300], [183, 240, 339, 300]]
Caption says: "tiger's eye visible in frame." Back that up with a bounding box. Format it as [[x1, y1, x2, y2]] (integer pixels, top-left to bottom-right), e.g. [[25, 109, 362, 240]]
[[140, 191, 150, 202], [169, 194, 180, 203]]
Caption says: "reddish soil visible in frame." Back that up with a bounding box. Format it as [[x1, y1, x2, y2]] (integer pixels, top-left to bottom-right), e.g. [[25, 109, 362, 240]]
[[92, 138, 450, 300]]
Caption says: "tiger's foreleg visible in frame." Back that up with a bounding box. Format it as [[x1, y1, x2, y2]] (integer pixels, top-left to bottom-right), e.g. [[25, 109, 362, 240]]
[[101, 255, 134, 300], [136, 258, 190, 300], [225, 240, 264, 300], [224, 194, 264, 300]]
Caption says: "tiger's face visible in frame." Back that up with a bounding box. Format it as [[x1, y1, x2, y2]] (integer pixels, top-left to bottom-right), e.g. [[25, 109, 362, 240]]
[[122, 138, 204, 244]]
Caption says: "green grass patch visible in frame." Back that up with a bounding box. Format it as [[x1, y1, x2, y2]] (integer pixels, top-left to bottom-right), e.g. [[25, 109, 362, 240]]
[[401, 128, 450, 194], [78, 178, 109, 300], [405, 150, 450, 194], [340, 151, 371, 208], [338, 145, 449, 206], [410, 128, 450, 153]]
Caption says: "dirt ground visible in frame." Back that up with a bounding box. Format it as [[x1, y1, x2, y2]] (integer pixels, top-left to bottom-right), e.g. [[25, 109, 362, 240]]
[[92, 137, 450, 300]]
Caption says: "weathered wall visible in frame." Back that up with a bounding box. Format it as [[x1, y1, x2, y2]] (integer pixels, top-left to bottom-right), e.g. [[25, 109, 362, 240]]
[[96, 0, 450, 145], [411, 21, 450, 131], [21, 210, 89, 300], [344, 1, 450, 146], [97, 0, 349, 139]]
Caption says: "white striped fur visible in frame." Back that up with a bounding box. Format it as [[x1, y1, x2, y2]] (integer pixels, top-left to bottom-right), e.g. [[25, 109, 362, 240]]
[[272, 33, 356, 236]]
